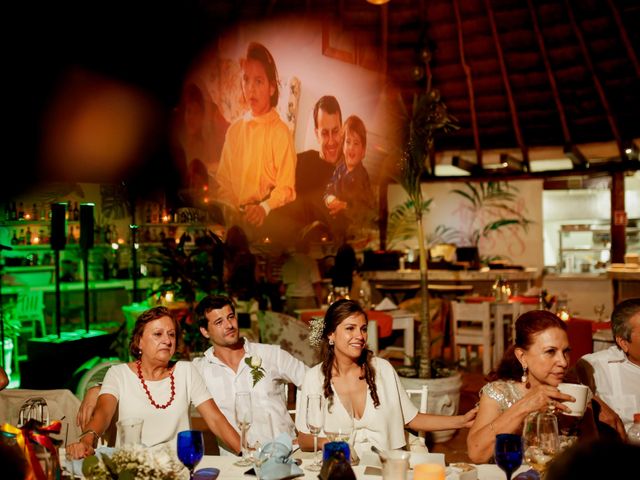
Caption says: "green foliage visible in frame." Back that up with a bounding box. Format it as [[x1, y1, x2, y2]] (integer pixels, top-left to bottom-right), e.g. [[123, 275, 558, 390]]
[[451, 181, 533, 248], [387, 198, 433, 249], [244, 357, 266, 386]]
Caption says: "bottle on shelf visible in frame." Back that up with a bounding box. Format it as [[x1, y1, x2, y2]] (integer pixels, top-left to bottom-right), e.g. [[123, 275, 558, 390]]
[[145, 203, 152, 223], [18, 202, 24, 220], [73, 202, 80, 221], [11, 229, 19, 245], [10, 201, 17, 221], [25, 226, 32, 245], [66, 201, 72, 220], [151, 202, 160, 224], [18, 228, 25, 245], [31, 203, 38, 221]]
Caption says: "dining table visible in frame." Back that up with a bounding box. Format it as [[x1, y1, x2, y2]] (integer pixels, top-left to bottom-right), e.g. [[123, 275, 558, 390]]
[[197, 454, 533, 479]]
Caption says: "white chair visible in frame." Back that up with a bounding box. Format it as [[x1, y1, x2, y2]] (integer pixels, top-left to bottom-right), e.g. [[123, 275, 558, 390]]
[[75, 357, 122, 399], [367, 319, 379, 355], [451, 301, 494, 375], [405, 384, 429, 451]]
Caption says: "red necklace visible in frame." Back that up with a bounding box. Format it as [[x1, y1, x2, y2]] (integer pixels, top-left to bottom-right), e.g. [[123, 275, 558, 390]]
[[136, 360, 176, 409]]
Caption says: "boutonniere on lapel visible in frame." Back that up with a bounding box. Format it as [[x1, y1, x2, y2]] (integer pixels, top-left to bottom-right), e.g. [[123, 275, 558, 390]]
[[245, 355, 266, 387]]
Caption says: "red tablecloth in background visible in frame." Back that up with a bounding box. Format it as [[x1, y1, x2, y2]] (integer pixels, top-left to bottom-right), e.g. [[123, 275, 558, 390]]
[[299, 310, 394, 338], [461, 295, 540, 305]]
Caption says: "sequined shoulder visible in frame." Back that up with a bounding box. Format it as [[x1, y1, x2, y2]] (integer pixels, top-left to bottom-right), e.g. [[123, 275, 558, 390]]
[[480, 380, 523, 412]]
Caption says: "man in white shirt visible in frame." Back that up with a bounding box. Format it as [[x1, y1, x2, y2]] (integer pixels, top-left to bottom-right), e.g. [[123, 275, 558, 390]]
[[192, 295, 307, 452], [577, 297, 640, 438]]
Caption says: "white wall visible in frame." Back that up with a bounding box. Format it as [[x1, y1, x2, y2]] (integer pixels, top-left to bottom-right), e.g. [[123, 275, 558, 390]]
[[388, 179, 544, 270]]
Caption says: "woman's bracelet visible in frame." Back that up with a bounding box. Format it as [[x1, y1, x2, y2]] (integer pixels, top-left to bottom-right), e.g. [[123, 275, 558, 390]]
[[78, 429, 100, 447]]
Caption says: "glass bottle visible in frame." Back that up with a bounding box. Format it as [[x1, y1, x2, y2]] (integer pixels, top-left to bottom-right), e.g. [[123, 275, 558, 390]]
[[73, 202, 80, 221], [628, 413, 640, 446], [11, 230, 19, 245], [18, 202, 24, 220]]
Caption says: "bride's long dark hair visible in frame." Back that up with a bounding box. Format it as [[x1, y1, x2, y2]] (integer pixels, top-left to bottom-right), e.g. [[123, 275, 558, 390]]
[[319, 299, 380, 409]]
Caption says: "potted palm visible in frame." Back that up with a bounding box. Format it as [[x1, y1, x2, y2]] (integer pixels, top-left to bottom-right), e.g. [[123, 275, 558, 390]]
[[393, 51, 462, 442]]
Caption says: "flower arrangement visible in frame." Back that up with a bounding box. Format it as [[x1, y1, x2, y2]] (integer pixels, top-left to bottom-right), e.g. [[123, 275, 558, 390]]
[[245, 355, 266, 386], [82, 444, 186, 480]]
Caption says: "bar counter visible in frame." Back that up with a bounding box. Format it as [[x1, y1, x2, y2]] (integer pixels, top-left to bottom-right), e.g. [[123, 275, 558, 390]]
[[363, 267, 538, 297]]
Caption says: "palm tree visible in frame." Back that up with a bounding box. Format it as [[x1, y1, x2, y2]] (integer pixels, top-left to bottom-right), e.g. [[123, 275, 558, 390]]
[[396, 67, 459, 378]]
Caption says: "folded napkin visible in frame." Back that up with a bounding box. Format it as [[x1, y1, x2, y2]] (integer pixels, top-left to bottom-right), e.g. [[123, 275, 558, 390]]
[[257, 433, 304, 480], [374, 297, 397, 311]]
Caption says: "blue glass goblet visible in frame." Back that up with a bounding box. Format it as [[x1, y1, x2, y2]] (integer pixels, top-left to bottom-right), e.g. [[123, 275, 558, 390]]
[[177, 430, 205, 480], [495, 433, 523, 480]]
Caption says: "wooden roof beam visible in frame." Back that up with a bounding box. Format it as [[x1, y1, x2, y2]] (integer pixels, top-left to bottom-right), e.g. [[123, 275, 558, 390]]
[[453, 0, 483, 167], [564, 0, 625, 161], [606, 0, 640, 79], [563, 144, 590, 169], [452, 155, 482, 175], [484, 0, 530, 172], [527, 0, 572, 146]]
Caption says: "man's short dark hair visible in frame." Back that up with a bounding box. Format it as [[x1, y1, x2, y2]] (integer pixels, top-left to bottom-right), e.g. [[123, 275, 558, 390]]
[[313, 95, 342, 129], [195, 294, 236, 329], [611, 297, 640, 342]]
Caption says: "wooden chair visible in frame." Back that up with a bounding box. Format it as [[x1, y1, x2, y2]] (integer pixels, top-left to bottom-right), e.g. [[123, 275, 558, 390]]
[[451, 301, 494, 374]]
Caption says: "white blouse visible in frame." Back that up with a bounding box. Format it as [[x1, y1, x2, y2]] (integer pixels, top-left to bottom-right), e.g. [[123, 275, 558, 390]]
[[99, 361, 211, 449], [295, 357, 418, 457]]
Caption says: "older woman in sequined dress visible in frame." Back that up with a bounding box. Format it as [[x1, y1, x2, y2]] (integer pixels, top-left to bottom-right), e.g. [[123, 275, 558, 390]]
[[67, 306, 240, 458], [467, 310, 575, 463]]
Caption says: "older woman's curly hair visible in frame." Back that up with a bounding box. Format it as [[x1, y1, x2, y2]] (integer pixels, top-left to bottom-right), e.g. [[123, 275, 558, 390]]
[[129, 306, 180, 360]]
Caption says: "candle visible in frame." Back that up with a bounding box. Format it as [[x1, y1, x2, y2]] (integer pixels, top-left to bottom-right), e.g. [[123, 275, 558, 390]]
[[414, 463, 445, 480]]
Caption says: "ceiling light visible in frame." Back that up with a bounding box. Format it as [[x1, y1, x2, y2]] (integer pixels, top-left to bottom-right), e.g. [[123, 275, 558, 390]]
[[366, 0, 390, 4]]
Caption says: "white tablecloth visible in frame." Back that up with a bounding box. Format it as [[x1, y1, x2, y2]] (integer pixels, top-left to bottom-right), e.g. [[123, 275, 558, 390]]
[[199, 455, 530, 479]]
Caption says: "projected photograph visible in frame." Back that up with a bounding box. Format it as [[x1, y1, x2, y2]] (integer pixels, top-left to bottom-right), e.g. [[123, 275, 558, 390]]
[[171, 17, 400, 249]]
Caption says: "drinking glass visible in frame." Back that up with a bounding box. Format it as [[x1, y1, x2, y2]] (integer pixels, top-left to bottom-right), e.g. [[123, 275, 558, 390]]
[[251, 441, 277, 480], [495, 433, 523, 480], [177, 430, 205, 480], [323, 402, 353, 443], [523, 411, 559, 478], [306, 394, 324, 472], [234, 392, 253, 467]]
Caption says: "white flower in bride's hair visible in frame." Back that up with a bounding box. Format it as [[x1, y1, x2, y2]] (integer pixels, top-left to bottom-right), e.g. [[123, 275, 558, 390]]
[[309, 315, 325, 348], [250, 355, 262, 368]]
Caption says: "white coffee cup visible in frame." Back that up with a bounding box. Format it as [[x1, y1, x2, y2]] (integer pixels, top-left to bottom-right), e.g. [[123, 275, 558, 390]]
[[557, 383, 589, 417]]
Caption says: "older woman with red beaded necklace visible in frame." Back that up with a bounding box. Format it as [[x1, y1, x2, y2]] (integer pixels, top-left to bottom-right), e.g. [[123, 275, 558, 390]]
[[67, 306, 240, 459]]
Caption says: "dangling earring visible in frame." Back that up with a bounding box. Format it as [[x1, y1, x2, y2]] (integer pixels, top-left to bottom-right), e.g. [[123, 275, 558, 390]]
[[329, 339, 335, 346], [521, 366, 530, 389]]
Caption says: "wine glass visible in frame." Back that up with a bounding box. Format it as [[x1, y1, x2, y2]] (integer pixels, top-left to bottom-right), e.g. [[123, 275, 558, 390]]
[[495, 433, 523, 480], [234, 392, 253, 467], [323, 401, 353, 443], [249, 441, 277, 480], [523, 411, 559, 478], [177, 430, 205, 480], [306, 393, 324, 472]]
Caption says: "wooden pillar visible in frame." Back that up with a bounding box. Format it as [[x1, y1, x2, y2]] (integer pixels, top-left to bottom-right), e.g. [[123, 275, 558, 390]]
[[610, 170, 626, 264]]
